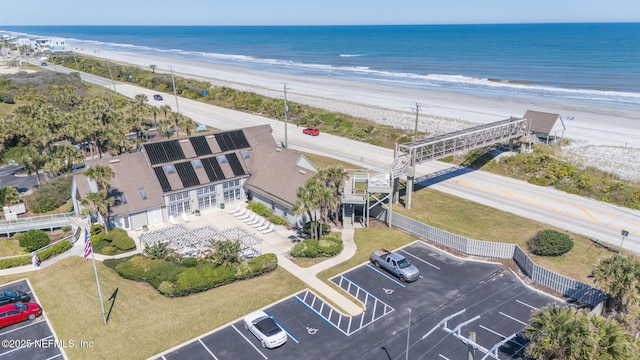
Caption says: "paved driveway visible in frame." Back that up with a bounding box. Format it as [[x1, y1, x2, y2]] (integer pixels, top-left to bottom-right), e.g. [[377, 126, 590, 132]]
[[0, 279, 64, 360], [154, 242, 562, 359]]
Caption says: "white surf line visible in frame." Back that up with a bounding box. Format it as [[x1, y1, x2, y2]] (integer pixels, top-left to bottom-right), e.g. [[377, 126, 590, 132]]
[[198, 339, 219, 360], [400, 249, 441, 270], [499, 311, 528, 326], [231, 324, 268, 360], [516, 299, 539, 311]]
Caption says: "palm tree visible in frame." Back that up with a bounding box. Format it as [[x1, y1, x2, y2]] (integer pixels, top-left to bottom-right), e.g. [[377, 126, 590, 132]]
[[144, 241, 173, 259], [318, 166, 347, 222], [84, 164, 115, 192], [207, 239, 241, 267], [525, 304, 588, 359], [593, 254, 640, 314], [293, 177, 324, 239], [81, 191, 114, 232], [524, 304, 638, 360]]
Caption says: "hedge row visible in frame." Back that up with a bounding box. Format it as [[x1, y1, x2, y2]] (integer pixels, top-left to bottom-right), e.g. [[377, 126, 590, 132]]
[[90, 226, 136, 255], [291, 234, 343, 258], [115, 253, 278, 297], [0, 240, 73, 269]]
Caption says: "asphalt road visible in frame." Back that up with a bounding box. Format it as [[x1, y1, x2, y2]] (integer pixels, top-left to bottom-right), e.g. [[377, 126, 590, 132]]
[[0, 164, 39, 195], [29, 59, 640, 253]]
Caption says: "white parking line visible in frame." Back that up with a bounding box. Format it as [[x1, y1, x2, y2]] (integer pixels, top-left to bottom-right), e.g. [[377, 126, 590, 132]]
[[401, 249, 441, 270], [365, 264, 406, 287], [231, 324, 268, 360], [516, 299, 539, 310], [499, 311, 528, 326], [479, 324, 526, 347], [198, 339, 219, 360]]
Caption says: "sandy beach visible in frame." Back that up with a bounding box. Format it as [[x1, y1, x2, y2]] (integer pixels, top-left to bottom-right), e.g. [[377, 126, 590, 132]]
[[3, 47, 640, 180]]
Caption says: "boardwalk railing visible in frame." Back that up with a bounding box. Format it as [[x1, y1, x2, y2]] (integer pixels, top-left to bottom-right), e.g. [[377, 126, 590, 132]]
[[0, 213, 77, 236], [387, 209, 607, 309]]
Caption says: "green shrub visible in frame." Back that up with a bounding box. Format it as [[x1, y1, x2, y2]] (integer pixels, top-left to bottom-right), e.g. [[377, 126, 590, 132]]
[[115, 255, 154, 282], [269, 215, 288, 225], [157, 281, 176, 296], [302, 221, 331, 237], [182, 257, 197, 267], [104, 228, 136, 251], [23, 176, 72, 213], [103, 256, 134, 270], [291, 236, 342, 258], [173, 264, 236, 296], [37, 240, 73, 261], [529, 229, 574, 256], [19, 229, 50, 252], [236, 253, 278, 279], [0, 240, 73, 269], [101, 245, 118, 255], [61, 225, 72, 233]]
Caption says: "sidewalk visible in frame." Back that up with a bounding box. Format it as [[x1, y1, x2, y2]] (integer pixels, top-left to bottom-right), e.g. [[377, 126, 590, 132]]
[[0, 209, 364, 316]]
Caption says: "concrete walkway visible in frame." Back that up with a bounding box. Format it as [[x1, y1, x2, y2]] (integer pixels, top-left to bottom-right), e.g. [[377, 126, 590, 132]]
[[0, 207, 364, 316]]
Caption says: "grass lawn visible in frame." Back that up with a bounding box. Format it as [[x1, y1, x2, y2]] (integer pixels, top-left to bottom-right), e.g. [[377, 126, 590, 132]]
[[0, 257, 306, 360], [0, 238, 24, 258]]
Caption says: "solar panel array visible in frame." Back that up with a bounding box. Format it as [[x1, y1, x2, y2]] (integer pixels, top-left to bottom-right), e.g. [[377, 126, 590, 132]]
[[175, 162, 201, 188], [201, 157, 226, 182], [215, 130, 249, 152], [226, 153, 246, 177], [154, 167, 172, 192], [145, 141, 186, 165], [189, 136, 213, 156]]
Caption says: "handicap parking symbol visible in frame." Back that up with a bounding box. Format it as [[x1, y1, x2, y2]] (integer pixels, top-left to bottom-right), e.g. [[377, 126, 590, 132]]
[[306, 327, 319, 335], [383, 288, 394, 295]]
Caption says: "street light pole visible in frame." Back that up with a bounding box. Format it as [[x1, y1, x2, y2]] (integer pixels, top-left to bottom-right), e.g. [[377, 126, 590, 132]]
[[406, 308, 412, 360], [283, 83, 289, 148]]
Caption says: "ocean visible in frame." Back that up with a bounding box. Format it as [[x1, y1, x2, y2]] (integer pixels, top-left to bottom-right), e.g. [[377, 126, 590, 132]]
[[2, 23, 639, 108]]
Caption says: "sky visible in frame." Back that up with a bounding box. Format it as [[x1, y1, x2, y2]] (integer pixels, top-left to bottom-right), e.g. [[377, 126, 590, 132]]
[[1, 0, 639, 26]]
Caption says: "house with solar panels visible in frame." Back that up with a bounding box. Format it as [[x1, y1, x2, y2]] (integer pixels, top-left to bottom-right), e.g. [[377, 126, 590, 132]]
[[71, 125, 317, 230]]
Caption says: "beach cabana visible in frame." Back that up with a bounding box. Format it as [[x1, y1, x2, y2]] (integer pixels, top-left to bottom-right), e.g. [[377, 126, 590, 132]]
[[523, 110, 566, 144]]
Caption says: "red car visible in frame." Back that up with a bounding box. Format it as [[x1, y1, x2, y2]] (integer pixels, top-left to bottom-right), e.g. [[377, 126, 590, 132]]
[[0, 302, 42, 328], [303, 127, 320, 136]]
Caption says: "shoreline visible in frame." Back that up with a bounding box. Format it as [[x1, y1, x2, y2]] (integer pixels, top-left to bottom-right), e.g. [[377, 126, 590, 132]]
[[3, 47, 640, 180], [72, 47, 640, 148]]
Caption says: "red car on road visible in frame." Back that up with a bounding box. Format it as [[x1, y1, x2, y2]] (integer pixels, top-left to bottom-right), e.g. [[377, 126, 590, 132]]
[[0, 302, 42, 328], [303, 127, 320, 136]]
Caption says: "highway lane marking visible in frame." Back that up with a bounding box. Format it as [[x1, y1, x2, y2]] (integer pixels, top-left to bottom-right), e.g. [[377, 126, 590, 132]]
[[231, 324, 268, 360]]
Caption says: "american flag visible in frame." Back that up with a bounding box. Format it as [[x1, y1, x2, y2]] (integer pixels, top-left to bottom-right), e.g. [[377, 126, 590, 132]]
[[84, 226, 92, 260]]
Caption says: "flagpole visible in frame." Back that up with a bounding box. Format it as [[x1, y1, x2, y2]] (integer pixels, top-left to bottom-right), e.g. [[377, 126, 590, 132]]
[[86, 226, 107, 324]]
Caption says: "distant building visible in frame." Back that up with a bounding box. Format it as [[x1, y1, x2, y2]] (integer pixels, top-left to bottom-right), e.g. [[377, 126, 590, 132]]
[[523, 110, 566, 144], [34, 37, 67, 54], [71, 125, 316, 230]]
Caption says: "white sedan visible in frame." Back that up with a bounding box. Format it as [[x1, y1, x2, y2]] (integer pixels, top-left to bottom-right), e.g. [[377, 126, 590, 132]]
[[243, 310, 287, 349]]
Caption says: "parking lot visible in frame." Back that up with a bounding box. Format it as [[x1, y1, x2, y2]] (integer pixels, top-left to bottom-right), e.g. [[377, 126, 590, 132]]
[[155, 242, 563, 359], [0, 279, 64, 360]]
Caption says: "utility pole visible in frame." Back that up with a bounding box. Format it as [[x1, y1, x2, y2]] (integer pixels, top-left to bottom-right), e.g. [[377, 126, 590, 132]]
[[406, 308, 412, 360], [170, 66, 180, 115], [413, 102, 423, 141], [107, 62, 117, 95], [283, 83, 290, 148]]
